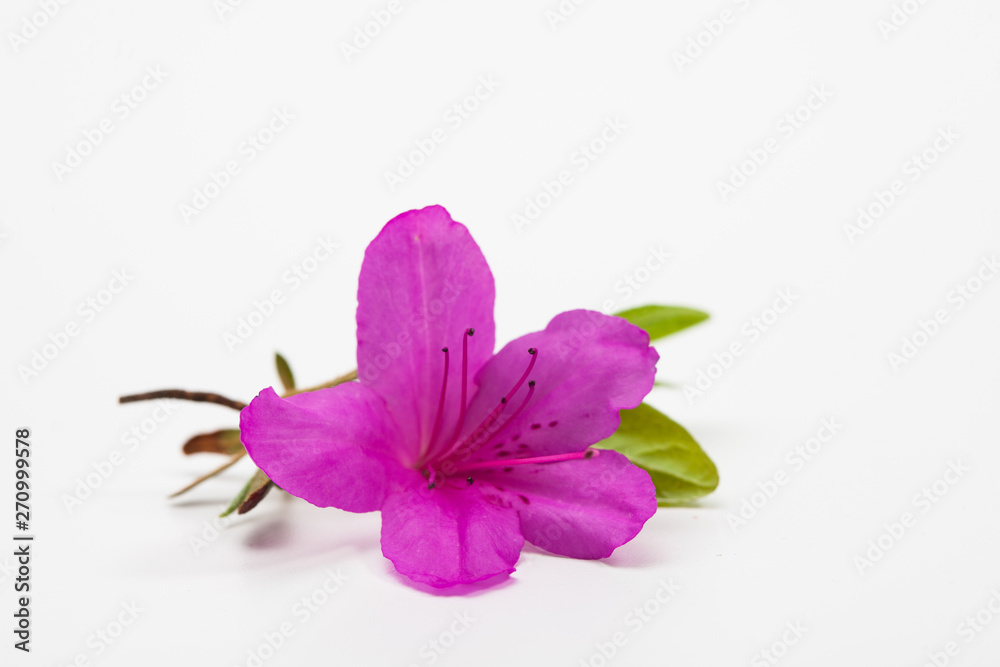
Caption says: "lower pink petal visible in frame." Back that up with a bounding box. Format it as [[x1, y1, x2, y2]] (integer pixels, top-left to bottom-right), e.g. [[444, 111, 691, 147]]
[[380, 478, 524, 587], [477, 449, 657, 559]]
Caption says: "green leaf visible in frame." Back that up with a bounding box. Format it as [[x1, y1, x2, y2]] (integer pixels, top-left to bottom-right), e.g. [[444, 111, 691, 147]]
[[220, 469, 272, 517], [614, 305, 709, 341], [596, 403, 718, 505], [275, 352, 295, 393]]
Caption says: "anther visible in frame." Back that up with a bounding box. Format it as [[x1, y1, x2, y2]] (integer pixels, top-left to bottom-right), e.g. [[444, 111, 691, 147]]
[[466, 477, 474, 485]]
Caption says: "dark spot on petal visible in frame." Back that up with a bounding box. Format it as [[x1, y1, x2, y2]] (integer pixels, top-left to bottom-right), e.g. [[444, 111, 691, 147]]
[[548, 421, 558, 427], [497, 451, 511, 458], [512, 434, 520, 441], [495, 486, 505, 492], [503, 467, 513, 473], [518, 443, 528, 449], [518, 494, 531, 505], [493, 442, 504, 449], [530, 423, 541, 430]]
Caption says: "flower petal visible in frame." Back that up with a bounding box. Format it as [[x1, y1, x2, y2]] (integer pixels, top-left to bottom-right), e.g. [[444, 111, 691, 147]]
[[239, 384, 405, 513], [356, 205, 496, 466], [448, 310, 657, 464], [477, 449, 657, 559], [380, 479, 524, 587]]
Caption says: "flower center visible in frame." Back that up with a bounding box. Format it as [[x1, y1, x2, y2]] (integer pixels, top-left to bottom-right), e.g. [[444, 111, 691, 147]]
[[427, 449, 599, 490], [417, 327, 597, 490]]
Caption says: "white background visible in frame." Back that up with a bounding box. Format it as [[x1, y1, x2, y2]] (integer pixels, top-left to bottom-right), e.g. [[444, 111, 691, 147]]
[[2, 1, 1000, 665]]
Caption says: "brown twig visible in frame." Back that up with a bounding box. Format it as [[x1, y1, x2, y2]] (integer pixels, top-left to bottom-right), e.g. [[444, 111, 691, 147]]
[[168, 452, 246, 499], [119, 390, 247, 411]]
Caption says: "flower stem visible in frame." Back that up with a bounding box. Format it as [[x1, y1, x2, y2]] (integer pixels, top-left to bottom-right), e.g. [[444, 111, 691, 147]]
[[168, 452, 246, 498], [119, 390, 247, 411], [118, 367, 359, 409]]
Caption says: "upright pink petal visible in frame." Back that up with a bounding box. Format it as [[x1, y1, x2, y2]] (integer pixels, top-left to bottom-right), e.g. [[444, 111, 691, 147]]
[[476, 449, 657, 559], [357, 206, 496, 466], [447, 310, 657, 465], [380, 480, 524, 587], [240, 384, 406, 513]]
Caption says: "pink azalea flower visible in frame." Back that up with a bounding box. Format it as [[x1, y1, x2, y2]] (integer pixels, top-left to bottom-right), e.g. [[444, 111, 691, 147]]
[[240, 205, 659, 587]]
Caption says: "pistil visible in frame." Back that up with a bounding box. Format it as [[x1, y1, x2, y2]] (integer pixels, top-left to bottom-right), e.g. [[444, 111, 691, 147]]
[[452, 448, 598, 474]]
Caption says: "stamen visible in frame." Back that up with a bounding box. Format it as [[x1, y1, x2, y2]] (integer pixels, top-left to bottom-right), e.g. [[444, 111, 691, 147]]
[[441, 350, 539, 460], [427, 347, 450, 452], [453, 448, 599, 474], [461, 328, 473, 411], [451, 328, 474, 446], [485, 381, 535, 442], [504, 348, 537, 404], [427, 465, 437, 490]]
